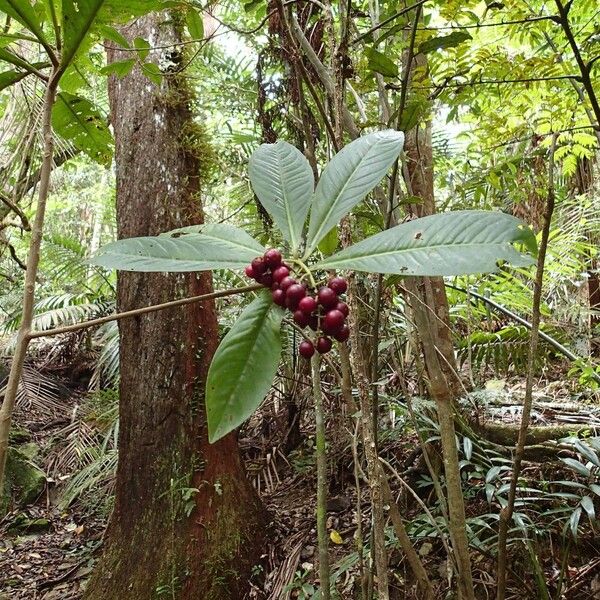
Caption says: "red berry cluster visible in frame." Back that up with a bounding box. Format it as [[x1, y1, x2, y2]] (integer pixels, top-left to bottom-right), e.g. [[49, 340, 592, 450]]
[[245, 249, 350, 359]]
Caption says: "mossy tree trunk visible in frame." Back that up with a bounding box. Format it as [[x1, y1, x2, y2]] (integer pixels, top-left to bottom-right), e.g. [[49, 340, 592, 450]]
[[85, 13, 265, 600]]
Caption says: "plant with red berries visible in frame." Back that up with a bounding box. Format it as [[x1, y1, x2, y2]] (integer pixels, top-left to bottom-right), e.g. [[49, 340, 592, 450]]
[[243, 248, 351, 357], [93, 130, 535, 442]]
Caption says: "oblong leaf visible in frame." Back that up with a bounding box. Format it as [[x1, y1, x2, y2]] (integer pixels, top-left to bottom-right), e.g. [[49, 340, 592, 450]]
[[52, 92, 113, 165], [0, 68, 30, 90], [581, 496, 595, 520], [314, 210, 536, 276], [160, 222, 266, 252], [61, 0, 106, 68], [366, 46, 398, 78], [418, 31, 472, 55], [0, 0, 47, 46], [206, 292, 283, 442], [91, 224, 266, 272], [248, 140, 313, 252], [561, 457, 591, 477], [305, 130, 404, 256]]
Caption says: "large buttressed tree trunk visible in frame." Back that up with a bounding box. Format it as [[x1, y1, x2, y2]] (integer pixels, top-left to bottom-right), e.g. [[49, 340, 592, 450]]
[[85, 13, 265, 600]]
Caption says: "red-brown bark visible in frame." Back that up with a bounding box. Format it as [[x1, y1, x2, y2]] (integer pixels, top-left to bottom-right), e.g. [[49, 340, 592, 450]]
[[85, 14, 265, 600]]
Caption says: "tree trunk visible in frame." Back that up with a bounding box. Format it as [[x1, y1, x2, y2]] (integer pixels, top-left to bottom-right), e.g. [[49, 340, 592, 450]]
[[85, 14, 265, 600], [403, 119, 462, 395]]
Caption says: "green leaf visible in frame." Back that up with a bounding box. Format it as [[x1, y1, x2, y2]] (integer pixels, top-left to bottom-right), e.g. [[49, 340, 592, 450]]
[[314, 211, 536, 276], [0, 47, 41, 73], [365, 46, 398, 78], [61, 0, 107, 69], [0, 68, 30, 90], [0, 32, 40, 47], [318, 226, 338, 256], [186, 8, 204, 39], [99, 25, 130, 48], [305, 130, 405, 256], [581, 496, 595, 520], [133, 36, 150, 60], [142, 62, 162, 85], [395, 96, 430, 131], [463, 437, 473, 461], [160, 223, 266, 255], [561, 457, 591, 477], [248, 141, 314, 253], [99, 0, 173, 23], [52, 92, 113, 165], [574, 440, 600, 468], [0, 0, 48, 47], [206, 292, 283, 442], [244, 0, 262, 11], [418, 31, 472, 54], [100, 58, 136, 78], [91, 224, 266, 272], [42, 0, 62, 41], [569, 507, 582, 538]]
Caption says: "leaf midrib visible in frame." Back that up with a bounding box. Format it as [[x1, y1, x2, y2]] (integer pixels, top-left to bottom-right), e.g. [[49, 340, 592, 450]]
[[276, 147, 299, 251], [317, 239, 526, 268], [306, 142, 374, 256], [61, 0, 107, 69], [210, 299, 281, 438]]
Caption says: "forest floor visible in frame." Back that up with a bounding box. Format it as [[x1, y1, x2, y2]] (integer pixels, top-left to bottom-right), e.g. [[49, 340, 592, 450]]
[[1, 362, 600, 599]]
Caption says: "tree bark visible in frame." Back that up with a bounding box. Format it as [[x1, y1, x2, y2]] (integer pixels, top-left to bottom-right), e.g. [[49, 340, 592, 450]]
[[85, 14, 265, 600], [403, 119, 462, 395]]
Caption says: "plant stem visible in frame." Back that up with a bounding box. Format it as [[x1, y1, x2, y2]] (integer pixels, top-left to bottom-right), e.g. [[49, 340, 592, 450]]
[[496, 134, 558, 600], [347, 278, 390, 600], [405, 278, 475, 600], [27, 284, 263, 339], [0, 69, 60, 491], [291, 258, 317, 288], [350, 418, 368, 600], [554, 0, 600, 130], [311, 353, 331, 600]]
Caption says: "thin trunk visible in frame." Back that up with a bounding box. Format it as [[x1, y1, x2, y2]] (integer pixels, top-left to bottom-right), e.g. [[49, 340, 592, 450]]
[[85, 14, 265, 599], [0, 70, 59, 490], [496, 135, 558, 600], [403, 119, 462, 395], [407, 284, 475, 600], [399, 36, 472, 598], [311, 353, 331, 600], [347, 277, 390, 600]]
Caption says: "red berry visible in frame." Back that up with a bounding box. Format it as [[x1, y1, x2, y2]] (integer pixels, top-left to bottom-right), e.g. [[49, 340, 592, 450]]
[[293, 310, 309, 328], [272, 265, 290, 283], [251, 257, 267, 276], [298, 296, 317, 315], [299, 340, 315, 359], [279, 276, 296, 291], [286, 284, 306, 303], [328, 276, 347, 295], [316, 336, 332, 354], [272, 289, 286, 306], [323, 309, 345, 332], [258, 273, 273, 287], [245, 265, 255, 279], [271, 282, 280, 291], [318, 286, 338, 309], [264, 248, 282, 268], [334, 301, 349, 317], [334, 325, 350, 342]]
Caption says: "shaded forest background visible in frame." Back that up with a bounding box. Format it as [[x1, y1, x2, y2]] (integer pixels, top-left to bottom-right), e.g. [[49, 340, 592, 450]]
[[0, 0, 599, 599]]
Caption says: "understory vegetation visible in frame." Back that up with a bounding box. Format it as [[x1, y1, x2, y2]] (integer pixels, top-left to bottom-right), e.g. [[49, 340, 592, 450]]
[[0, 0, 599, 599]]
